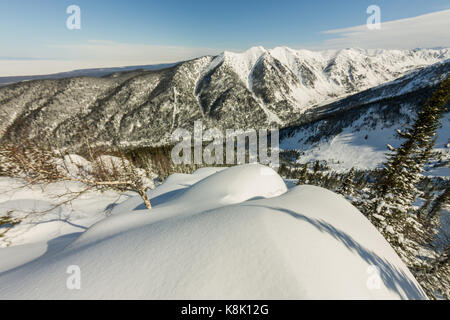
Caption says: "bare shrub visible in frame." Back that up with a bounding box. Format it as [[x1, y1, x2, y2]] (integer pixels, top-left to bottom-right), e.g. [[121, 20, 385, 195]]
[[0, 138, 154, 210]]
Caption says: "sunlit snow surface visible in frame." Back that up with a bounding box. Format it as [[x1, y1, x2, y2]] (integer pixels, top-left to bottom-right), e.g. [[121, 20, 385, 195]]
[[0, 164, 426, 299]]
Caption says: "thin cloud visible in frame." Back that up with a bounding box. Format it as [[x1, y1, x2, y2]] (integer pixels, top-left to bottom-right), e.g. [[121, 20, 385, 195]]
[[52, 40, 222, 63], [317, 9, 450, 49], [0, 41, 223, 76]]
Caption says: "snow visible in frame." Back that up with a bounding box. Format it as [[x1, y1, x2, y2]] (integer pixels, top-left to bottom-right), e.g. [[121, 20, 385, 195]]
[[0, 164, 426, 299], [280, 118, 400, 171], [223, 46, 266, 88], [213, 46, 450, 113], [280, 106, 450, 172], [0, 178, 132, 249]]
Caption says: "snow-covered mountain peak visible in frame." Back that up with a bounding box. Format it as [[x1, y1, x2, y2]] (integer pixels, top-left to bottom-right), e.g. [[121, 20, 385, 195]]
[[205, 46, 449, 95], [219, 46, 268, 86], [213, 46, 449, 83]]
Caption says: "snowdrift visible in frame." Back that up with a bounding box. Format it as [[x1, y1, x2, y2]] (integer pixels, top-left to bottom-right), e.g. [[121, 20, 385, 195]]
[[0, 164, 426, 299]]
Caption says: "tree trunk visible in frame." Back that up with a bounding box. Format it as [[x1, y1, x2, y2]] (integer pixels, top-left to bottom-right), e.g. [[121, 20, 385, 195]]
[[138, 189, 152, 210]]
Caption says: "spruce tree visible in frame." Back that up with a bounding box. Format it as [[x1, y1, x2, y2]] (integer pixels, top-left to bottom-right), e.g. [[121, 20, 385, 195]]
[[428, 187, 449, 221], [370, 76, 450, 242], [313, 160, 320, 174], [312, 160, 322, 185], [296, 163, 308, 185], [341, 167, 355, 196], [376, 77, 449, 205]]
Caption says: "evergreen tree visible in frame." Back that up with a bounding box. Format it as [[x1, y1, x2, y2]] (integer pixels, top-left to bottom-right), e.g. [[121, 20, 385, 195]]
[[313, 160, 320, 174], [311, 160, 322, 186], [369, 76, 450, 242], [375, 77, 449, 206], [428, 187, 450, 221], [296, 163, 308, 185], [340, 167, 355, 196], [417, 189, 434, 221]]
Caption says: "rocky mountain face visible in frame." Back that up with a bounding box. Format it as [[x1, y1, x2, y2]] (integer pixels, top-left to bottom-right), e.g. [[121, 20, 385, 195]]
[[0, 47, 449, 150]]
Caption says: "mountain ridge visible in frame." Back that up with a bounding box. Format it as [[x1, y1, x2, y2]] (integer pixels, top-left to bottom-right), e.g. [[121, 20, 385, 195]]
[[0, 46, 449, 150]]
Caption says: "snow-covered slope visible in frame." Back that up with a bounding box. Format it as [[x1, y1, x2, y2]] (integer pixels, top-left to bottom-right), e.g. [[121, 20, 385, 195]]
[[0, 164, 426, 299], [280, 61, 450, 171], [281, 111, 450, 172]]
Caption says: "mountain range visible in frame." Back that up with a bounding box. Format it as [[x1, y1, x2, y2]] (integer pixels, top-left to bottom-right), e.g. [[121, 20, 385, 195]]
[[0, 46, 449, 151], [0, 63, 177, 87]]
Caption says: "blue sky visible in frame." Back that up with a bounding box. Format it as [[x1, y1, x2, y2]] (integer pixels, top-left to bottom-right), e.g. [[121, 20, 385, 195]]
[[0, 0, 449, 75]]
